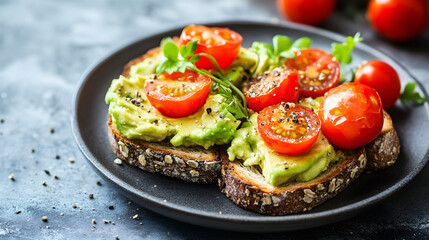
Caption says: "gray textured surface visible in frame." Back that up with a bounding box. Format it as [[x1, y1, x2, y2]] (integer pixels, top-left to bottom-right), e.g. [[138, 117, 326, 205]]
[[1, 0, 429, 239]]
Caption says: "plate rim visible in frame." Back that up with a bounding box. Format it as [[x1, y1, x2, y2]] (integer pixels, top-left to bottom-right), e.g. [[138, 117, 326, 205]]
[[71, 20, 429, 230]]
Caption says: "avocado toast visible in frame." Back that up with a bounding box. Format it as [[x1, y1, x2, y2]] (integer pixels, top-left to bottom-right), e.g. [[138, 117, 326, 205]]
[[105, 25, 400, 215]]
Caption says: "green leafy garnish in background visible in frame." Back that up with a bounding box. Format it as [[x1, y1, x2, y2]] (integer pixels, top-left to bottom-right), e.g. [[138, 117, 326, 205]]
[[331, 33, 363, 83], [250, 35, 311, 73], [400, 82, 427, 105], [155, 38, 249, 119], [331, 32, 363, 65]]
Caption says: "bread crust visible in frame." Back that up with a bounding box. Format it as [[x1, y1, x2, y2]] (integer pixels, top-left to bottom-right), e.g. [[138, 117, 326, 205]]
[[365, 111, 400, 171], [108, 117, 221, 183], [219, 148, 367, 215]]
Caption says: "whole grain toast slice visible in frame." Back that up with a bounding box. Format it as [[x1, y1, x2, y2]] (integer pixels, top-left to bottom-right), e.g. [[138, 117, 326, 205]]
[[219, 147, 367, 215], [108, 116, 221, 183]]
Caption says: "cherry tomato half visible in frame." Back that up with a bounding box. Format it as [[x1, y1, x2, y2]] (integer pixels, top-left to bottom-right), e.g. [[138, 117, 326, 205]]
[[319, 83, 383, 149], [179, 25, 243, 70], [258, 103, 321, 155], [355, 60, 401, 109], [245, 69, 299, 112], [277, 0, 336, 26], [284, 49, 340, 98], [367, 0, 429, 41], [144, 69, 211, 118]]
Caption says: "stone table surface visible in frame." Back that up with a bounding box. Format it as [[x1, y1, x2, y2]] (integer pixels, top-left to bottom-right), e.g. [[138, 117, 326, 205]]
[[1, 0, 429, 239]]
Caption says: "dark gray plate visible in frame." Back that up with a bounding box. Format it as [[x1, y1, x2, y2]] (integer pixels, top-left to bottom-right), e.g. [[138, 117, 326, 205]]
[[71, 21, 429, 232]]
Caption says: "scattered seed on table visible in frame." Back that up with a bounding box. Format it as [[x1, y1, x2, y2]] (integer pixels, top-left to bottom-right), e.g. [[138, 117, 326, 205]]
[[92, 219, 96, 224], [68, 157, 75, 163], [55, 155, 60, 160], [42, 216, 48, 222], [116, 236, 120, 240], [50, 128, 55, 134], [89, 194, 94, 199], [114, 158, 122, 165], [15, 210, 21, 214], [0, 119, 4, 123], [72, 204, 77, 208], [54, 175, 58, 179], [8, 174, 14, 181], [103, 220, 110, 224], [132, 214, 139, 220], [42, 181, 47, 186], [44, 170, 50, 175], [108, 205, 114, 210], [46, 226, 50, 229], [60, 213, 64, 216], [31, 148, 35, 153], [96, 181, 102, 186]]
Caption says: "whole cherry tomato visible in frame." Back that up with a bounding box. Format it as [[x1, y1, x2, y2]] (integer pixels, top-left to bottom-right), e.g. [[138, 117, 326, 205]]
[[319, 83, 383, 149], [258, 103, 321, 155], [284, 48, 340, 98], [179, 25, 243, 69], [355, 60, 401, 109], [144, 69, 211, 118], [367, 0, 429, 41], [277, 0, 336, 25], [245, 69, 299, 112]]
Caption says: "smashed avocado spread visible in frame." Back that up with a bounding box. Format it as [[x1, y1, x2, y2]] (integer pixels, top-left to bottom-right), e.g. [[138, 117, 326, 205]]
[[106, 75, 241, 149], [104, 47, 258, 149], [227, 98, 337, 186]]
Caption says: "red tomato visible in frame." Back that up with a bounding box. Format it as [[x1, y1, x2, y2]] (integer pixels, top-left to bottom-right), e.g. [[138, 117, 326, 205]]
[[245, 69, 299, 112], [355, 60, 401, 109], [277, 0, 336, 25], [257, 103, 321, 155], [319, 83, 383, 149], [179, 25, 243, 70], [367, 0, 429, 41], [144, 69, 211, 118], [284, 49, 340, 98]]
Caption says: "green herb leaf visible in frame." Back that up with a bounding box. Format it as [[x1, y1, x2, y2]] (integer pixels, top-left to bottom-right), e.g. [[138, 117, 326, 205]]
[[339, 66, 357, 84], [156, 38, 196, 74], [279, 51, 296, 59], [251, 41, 274, 57], [155, 37, 249, 120], [161, 38, 179, 61], [400, 82, 427, 105], [273, 35, 292, 56], [331, 32, 363, 65], [180, 40, 199, 59], [250, 35, 312, 73], [291, 37, 312, 50], [189, 54, 201, 63]]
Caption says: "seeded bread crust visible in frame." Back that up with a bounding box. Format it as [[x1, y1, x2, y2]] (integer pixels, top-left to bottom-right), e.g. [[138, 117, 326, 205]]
[[219, 148, 367, 215], [108, 116, 222, 183], [365, 111, 400, 171]]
